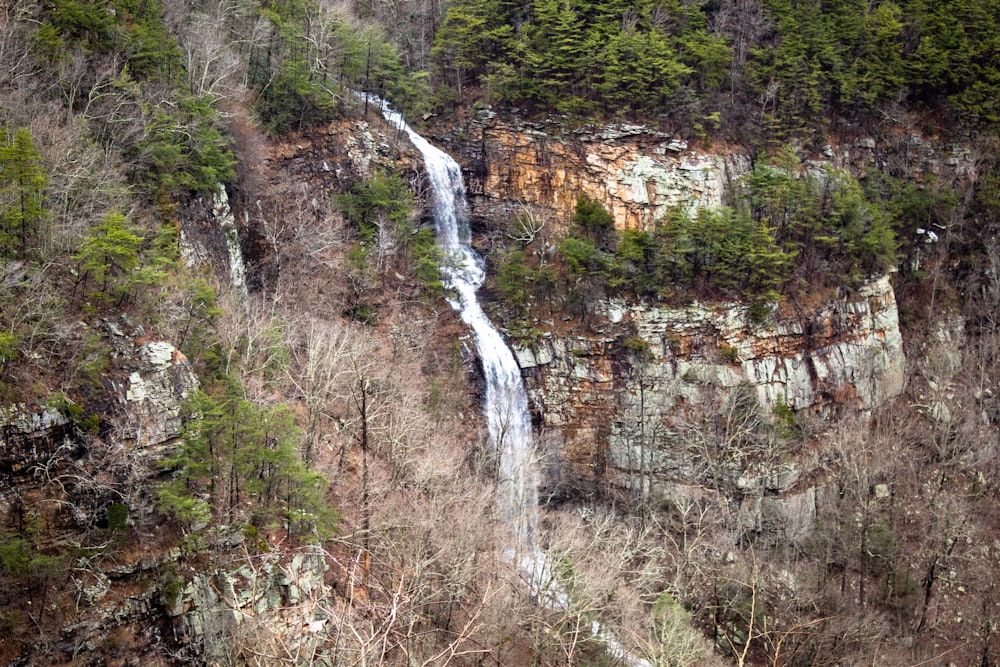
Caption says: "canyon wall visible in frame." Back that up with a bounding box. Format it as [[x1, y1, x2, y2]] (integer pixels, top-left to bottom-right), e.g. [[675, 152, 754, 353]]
[[423, 111, 925, 501], [442, 109, 746, 231], [434, 108, 976, 235], [0, 318, 198, 528], [516, 275, 905, 498]]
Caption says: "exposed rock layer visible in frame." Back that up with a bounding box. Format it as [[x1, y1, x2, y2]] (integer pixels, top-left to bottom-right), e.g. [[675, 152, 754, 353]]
[[516, 275, 905, 495], [442, 110, 746, 231], [432, 109, 976, 235]]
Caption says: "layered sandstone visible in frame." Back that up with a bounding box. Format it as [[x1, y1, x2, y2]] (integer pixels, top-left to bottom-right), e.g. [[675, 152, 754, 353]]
[[515, 275, 905, 495], [446, 110, 747, 231], [432, 108, 976, 237]]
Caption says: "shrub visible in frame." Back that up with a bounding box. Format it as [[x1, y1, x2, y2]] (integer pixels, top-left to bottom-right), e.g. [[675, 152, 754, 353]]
[[558, 236, 600, 277], [573, 195, 615, 248], [622, 335, 652, 360], [336, 172, 415, 246], [105, 503, 130, 532], [719, 343, 740, 363]]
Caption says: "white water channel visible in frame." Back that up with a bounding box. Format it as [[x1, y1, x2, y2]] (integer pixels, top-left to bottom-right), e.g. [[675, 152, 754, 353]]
[[368, 96, 651, 667]]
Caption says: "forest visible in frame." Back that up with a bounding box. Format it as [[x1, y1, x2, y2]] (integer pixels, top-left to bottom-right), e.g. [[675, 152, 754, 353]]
[[432, 0, 1000, 134], [0, 0, 999, 665]]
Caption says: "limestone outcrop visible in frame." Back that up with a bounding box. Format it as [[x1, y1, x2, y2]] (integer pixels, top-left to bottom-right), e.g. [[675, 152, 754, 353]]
[[515, 275, 905, 495], [169, 545, 331, 664], [0, 319, 198, 524], [442, 110, 748, 231], [431, 109, 976, 236]]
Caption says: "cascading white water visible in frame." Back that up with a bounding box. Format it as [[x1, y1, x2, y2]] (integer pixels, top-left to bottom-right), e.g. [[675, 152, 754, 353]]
[[368, 96, 651, 667], [369, 96, 539, 556]]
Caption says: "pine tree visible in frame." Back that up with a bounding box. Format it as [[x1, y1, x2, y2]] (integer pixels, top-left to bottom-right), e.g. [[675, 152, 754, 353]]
[[74, 211, 143, 304], [0, 127, 49, 259]]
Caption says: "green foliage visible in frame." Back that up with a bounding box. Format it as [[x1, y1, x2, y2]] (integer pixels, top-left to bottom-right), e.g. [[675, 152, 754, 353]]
[[496, 248, 532, 313], [0, 331, 19, 375], [622, 335, 651, 360], [0, 127, 49, 259], [747, 0, 1000, 129], [826, 171, 897, 277], [432, 0, 1000, 130], [654, 206, 794, 299], [0, 531, 66, 587], [157, 564, 184, 611], [650, 591, 706, 665], [337, 172, 415, 245], [104, 502, 130, 532], [492, 245, 559, 323], [112, 0, 184, 80], [0, 536, 32, 578], [34, 0, 235, 205], [771, 396, 800, 437], [572, 195, 615, 247], [35, 0, 119, 60], [37, 0, 182, 79], [74, 211, 143, 305], [735, 153, 896, 287], [430, 0, 514, 96], [513, 159, 894, 318], [432, 0, 713, 118], [410, 228, 445, 297], [596, 29, 692, 115], [177, 277, 223, 363], [44, 390, 99, 436], [558, 235, 603, 278], [254, 57, 340, 136], [250, 1, 429, 133], [69, 213, 175, 316], [131, 96, 236, 198], [158, 384, 338, 538], [718, 343, 739, 364], [337, 171, 444, 299]]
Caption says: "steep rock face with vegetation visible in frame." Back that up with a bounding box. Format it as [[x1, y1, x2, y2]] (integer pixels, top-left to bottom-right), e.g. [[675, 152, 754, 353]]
[[450, 109, 746, 230], [2, 0, 1000, 664], [0, 320, 198, 523], [421, 111, 924, 502], [514, 275, 904, 496], [438, 110, 977, 235]]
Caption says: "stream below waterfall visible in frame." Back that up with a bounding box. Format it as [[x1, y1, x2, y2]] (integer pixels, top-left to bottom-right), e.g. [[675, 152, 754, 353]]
[[367, 96, 651, 667]]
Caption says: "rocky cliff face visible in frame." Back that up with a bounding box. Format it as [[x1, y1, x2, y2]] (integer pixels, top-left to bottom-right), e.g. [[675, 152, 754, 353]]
[[0, 317, 347, 665], [167, 545, 331, 664], [440, 109, 746, 231], [421, 111, 921, 501], [0, 319, 202, 665], [515, 275, 905, 497], [433, 109, 976, 235], [0, 319, 198, 527]]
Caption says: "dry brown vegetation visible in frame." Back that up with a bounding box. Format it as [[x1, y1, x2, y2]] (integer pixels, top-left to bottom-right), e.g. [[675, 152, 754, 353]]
[[1, 0, 1000, 665]]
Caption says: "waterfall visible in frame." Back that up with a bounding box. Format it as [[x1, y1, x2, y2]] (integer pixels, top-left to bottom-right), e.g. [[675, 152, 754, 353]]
[[368, 96, 651, 667], [371, 97, 538, 556]]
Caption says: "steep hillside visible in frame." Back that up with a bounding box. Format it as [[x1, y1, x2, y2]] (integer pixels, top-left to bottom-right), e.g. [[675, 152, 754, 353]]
[[420, 104, 1000, 665], [1, 0, 1000, 665]]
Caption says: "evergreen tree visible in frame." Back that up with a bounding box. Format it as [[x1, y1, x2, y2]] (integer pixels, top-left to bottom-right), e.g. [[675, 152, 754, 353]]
[[74, 211, 143, 304], [431, 0, 514, 96], [572, 194, 615, 249], [158, 385, 335, 537], [0, 127, 49, 259]]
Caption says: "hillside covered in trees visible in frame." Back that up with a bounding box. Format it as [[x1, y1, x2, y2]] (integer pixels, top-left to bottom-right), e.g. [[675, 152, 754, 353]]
[[432, 0, 1000, 134], [0, 0, 999, 665]]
